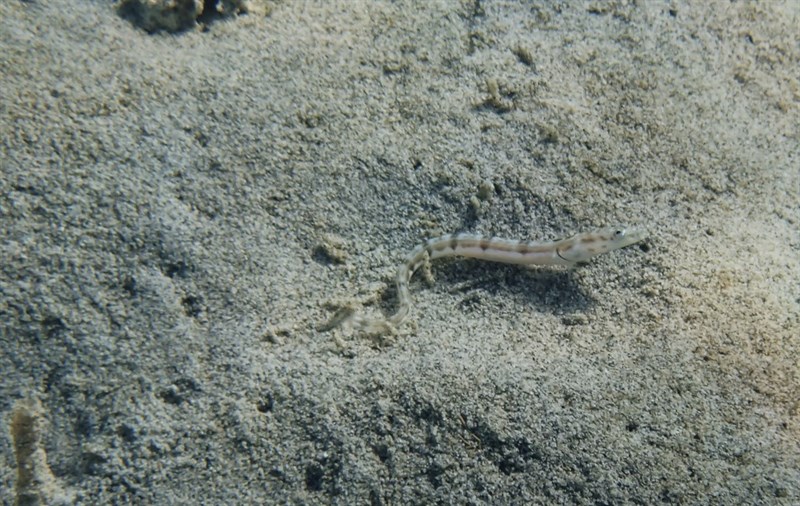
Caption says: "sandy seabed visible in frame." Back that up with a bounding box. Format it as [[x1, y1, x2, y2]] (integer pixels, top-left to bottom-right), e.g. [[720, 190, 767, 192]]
[[1, 1, 798, 504]]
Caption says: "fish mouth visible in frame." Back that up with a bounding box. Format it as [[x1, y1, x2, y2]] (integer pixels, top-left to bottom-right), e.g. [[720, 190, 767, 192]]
[[617, 227, 648, 248]]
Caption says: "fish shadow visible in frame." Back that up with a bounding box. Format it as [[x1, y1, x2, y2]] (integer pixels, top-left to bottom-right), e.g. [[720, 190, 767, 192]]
[[434, 259, 593, 316]]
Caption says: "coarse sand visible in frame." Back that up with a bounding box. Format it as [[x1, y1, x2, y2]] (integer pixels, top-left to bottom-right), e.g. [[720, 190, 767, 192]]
[[1, 1, 798, 503]]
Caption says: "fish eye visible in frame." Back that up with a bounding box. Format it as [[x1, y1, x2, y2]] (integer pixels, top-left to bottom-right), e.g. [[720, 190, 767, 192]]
[[613, 229, 625, 239]]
